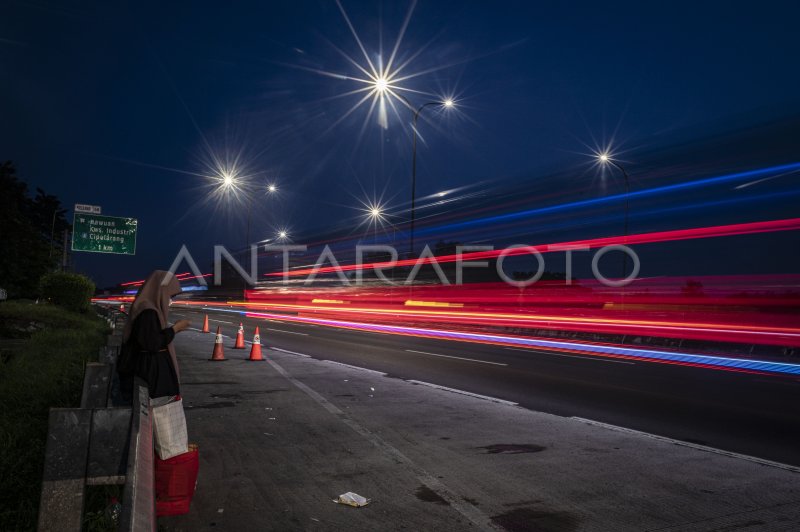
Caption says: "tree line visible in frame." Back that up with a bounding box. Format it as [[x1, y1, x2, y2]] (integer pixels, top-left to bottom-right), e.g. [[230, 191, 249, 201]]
[[0, 161, 71, 298]]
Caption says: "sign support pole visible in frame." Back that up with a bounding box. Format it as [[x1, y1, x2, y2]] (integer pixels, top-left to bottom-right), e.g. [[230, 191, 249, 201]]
[[62, 229, 69, 272]]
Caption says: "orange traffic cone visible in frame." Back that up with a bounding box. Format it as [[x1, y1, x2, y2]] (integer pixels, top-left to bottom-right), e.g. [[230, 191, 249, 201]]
[[202, 314, 210, 333], [248, 327, 263, 361], [233, 323, 245, 349], [210, 326, 226, 361]]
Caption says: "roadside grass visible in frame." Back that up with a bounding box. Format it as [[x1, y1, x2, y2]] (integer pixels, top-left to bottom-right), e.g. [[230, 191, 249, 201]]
[[0, 300, 104, 335], [0, 301, 109, 531]]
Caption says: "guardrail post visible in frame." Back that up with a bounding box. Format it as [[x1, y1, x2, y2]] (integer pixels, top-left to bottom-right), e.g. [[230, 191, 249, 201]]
[[81, 363, 112, 409], [118, 380, 155, 531], [37, 409, 92, 532], [87, 408, 131, 486]]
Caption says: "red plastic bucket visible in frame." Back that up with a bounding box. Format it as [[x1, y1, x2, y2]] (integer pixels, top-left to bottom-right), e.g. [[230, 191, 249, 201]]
[[156, 497, 191, 516], [155, 444, 199, 516]]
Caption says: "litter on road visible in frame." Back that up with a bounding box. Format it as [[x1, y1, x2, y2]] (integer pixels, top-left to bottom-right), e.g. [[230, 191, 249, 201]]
[[334, 492, 371, 508]]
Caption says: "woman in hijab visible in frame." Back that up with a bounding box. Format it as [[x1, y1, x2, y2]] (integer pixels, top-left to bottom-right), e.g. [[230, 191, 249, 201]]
[[120, 270, 191, 402]]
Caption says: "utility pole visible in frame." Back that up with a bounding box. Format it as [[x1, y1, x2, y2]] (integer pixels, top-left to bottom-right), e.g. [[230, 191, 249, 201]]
[[61, 229, 69, 272], [49, 208, 57, 259]]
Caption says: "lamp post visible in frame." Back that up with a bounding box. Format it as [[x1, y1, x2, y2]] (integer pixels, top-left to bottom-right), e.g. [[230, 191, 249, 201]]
[[597, 153, 631, 279], [367, 76, 454, 256], [49, 208, 58, 259], [241, 182, 279, 294], [245, 182, 278, 249], [215, 174, 279, 293], [367, 205, 383, 243], [390, 92, 454, 257]]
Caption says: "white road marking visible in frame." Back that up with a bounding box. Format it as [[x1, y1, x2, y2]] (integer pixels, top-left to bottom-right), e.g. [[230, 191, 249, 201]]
[[322, 360, 387, 376], [504, 347, 635, 365], [271, 347, 312, 358], [405, 349, 508, 367], [209, 319, 235, 324], [407, 380, 518, 406], [271, 321, 317, 328], [266, 359, 496, 531], [571, 417, 800, 474], [264, 327, 308, 336]]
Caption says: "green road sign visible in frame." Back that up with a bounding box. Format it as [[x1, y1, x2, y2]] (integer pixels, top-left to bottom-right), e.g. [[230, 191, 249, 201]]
[[72, 213, 138, 255]]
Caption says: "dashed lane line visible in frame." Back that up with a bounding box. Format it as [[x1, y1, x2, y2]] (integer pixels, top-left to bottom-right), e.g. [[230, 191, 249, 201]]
[[504, 347, 635, 364], [264, 327, 308, 336], [405, 349, 508, 367]]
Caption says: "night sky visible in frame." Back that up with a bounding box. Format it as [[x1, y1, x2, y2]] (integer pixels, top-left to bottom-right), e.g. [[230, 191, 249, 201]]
[[3, 1, 799, 287]]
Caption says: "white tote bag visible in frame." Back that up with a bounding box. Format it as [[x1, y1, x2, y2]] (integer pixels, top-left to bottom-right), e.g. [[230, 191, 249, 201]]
[[152, 397, 188, 460]]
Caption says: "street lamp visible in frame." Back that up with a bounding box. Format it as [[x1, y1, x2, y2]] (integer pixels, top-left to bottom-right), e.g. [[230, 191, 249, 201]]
[[240, 181, 280, 294], [246, 181, 279, 248], [364, 74, 456, 255], [596, 152, 631, 278], [394, 94, 456, 257], [374, 77, 389, 93], [365, 203, 385, 242]]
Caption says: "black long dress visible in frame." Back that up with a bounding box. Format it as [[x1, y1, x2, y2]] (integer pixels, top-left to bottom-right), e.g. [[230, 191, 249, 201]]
[[122, 309, 180, 399]]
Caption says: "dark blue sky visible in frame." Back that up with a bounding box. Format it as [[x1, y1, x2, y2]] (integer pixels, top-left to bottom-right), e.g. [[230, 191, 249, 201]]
[[2, 1, 799, 286]]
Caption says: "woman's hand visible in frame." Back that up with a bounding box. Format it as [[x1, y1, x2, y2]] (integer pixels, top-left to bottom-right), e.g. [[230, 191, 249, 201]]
[[173, 319, 191, 333]]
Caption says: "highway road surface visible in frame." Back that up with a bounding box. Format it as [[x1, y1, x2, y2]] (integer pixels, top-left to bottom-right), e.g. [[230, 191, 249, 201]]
[[170, 304, 800, 467]]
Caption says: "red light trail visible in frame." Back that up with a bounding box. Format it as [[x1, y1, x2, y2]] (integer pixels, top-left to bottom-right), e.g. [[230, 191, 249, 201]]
[[267, 217, 800, 277]]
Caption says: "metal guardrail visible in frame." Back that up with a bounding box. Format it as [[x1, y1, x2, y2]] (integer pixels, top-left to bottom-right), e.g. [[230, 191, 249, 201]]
[[37, 306, 156, 532]]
